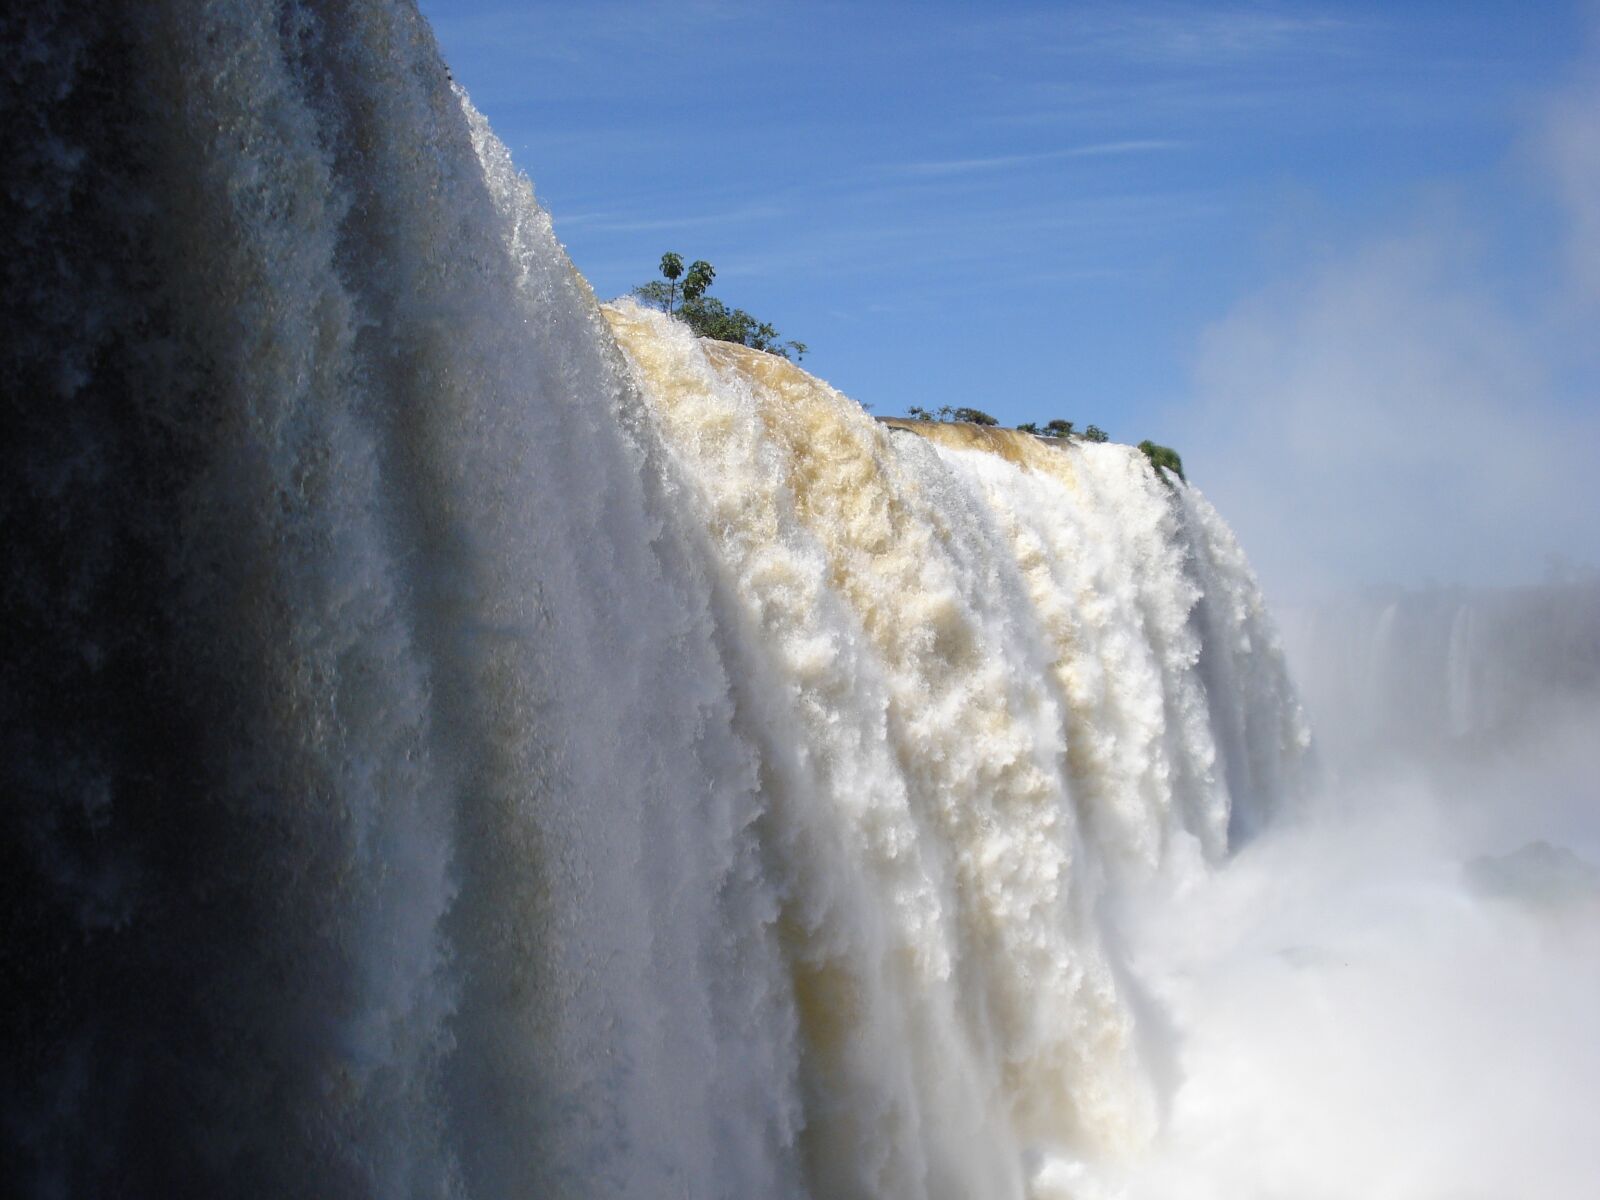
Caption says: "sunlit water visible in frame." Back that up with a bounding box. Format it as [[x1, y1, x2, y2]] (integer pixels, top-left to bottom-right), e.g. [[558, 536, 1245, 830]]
[[4, 3, 1595, 1198]]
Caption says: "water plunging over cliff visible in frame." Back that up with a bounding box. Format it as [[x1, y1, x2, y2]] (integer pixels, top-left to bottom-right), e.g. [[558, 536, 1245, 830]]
[[3, 5, 1311, 1197]]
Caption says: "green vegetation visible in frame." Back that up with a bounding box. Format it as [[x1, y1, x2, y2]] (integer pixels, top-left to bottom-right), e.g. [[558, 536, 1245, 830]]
[[899, 405, 996, 426], [683, 258, 714, 304], [905, 413, 1187, 484], [928, 412, 1109, 441], [635, 256, 1183, 476], [634, 252, 807, 361], [1008, 417, 1085, 439], [659, 252, 683, 311], [681, 297, 806, 359], [1137, 440, 1186, 484]]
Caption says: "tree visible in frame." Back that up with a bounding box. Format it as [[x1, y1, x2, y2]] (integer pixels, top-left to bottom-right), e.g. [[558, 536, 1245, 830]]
[[1045, 419, 1074, 438], [674, 293, 810, 361], [659, 252, 684, 313], [1016, 421, 1040, 434], [907, 406, 934, 421], [682, 259, 714, 303], [952, 407, 998, 426], [1138, 440, 1186, 483], [1083, 424, 1109, 443], [632, 279, 674, 311], [633, 252, 807, 360]]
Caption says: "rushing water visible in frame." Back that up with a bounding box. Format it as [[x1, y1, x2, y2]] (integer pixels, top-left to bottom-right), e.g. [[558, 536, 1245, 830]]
[[1280, 582, 1600, 764], [22, 3, 1592, 1199]]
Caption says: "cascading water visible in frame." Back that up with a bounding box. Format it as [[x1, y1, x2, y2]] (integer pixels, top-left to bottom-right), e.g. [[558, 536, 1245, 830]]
[[4, 4, 1313, 1198], [1280, 581, 1600, 763]]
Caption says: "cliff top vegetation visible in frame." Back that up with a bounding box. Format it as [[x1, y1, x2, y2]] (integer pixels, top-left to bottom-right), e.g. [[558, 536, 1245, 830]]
[[633, 252, 808, 361]]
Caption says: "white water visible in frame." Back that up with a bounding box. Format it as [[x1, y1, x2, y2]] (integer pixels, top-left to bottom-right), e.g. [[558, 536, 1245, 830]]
[[10, 3, 1594, 1199], [598, 307, 1309, 1195]]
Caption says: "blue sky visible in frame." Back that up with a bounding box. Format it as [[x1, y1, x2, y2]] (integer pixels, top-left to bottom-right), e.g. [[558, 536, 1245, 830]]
[[422, 1, 1600, 595]]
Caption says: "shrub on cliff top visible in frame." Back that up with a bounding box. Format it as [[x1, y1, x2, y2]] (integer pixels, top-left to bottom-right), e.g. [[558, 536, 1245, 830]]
[[633, 251, 807, 360], [1138, 439, 1186, 483]]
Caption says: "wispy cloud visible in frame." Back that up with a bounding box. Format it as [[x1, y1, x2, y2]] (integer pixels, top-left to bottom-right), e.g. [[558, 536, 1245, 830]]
[[909, 6, 1360, 68], [556, 203, 789, 233], [1171, 218, 1600, 600], [1167, 39, 1600, 601], [883, 139, 1184, 178], [1084, 10, 1357, 64]]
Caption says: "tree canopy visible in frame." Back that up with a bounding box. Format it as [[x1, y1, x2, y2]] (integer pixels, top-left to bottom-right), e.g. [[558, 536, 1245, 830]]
[[906, 405, 998, 425], [658, 252, 684, 313], [1138, 440, 1186, 483], [1014, 418, 1075, 438], [634, 254, 1190, 482], [633, 252, 807, 361]]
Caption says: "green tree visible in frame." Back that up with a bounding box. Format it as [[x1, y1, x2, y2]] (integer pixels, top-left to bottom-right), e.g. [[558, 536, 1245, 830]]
[[678, 293, 809, 361], [953, 407, 998, 426], [1138, 440, 1186, 483], [1045, 419, 1074, 438], [659, 251, 684, 313], [682, 259, 715, 303], [632, 279, 674, 310], [1083, 424, 1109, 443], [1016, 421, 1040, 434], [634, 252, 807, 359]]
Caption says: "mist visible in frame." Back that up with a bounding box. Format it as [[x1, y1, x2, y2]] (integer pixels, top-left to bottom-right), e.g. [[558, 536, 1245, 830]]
[[1104, 47, 1600, 1200], [6, 4, 1595, 1196], [1170, 56, 1600, 603], [1102, 591, 1600, 1198], [1109, 701, 1600, 1199]]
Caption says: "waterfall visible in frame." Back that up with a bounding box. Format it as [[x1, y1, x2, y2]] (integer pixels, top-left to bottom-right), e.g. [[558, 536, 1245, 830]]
[[1446, 603, 1478, 737], [1280, 583, 1600, 762], [3, 4, 1310, 1198]]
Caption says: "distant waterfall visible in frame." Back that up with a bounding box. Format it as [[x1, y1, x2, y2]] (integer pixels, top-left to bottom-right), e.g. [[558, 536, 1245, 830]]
[[1447, 603, 1479, 737], [3, 4, 1308, 1198], [1280, 583, 1600, 762]]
